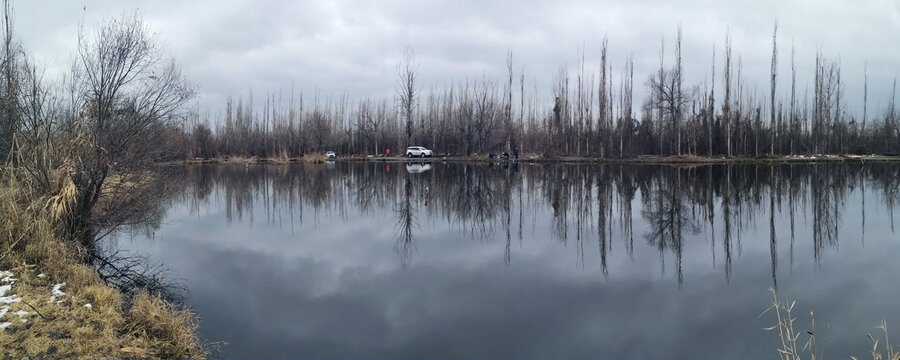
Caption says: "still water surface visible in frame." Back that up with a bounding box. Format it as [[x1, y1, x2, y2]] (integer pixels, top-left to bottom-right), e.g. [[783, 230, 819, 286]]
[[117, 162, 900, 359]]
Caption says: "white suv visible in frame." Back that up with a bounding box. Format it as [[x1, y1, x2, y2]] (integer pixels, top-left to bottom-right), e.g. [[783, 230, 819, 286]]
[[405, 146, 433, 158]]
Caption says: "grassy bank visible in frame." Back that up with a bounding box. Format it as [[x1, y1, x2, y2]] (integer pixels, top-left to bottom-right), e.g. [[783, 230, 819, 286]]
[[0, 180, 206, 358], [183, 152, 335, 164]]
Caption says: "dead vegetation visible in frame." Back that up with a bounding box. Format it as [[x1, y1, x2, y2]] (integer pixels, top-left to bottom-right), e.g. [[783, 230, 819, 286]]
[[221, 155, 258, 164], [301, 153, 328, 163], [0, 267, 205, 358], [0, 178, 207, 358], [0, 5, 207, 356], [763, 289, 900, 360]]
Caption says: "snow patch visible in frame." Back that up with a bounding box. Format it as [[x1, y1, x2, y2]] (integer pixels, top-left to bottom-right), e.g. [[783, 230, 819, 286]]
[[0, 287, 20, 304], [14, 310, 28, 317], [36, 273, 46, 278], [0, 305, 8, 318], [84, 303, 92, 309], [51, 282, 66, 296], [50, 282, 67, 302], [0, 272, 21, 304], [0, 322, 10, 329], [0, 270, 14, 284], [0, 271, 17, 305]]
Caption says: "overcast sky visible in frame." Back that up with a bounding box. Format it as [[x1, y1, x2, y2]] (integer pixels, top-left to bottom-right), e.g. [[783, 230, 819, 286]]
[[14, 0, 900, 119]]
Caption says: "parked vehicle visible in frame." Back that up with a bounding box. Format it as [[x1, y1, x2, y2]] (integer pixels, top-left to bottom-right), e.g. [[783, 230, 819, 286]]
[[405, 146, 432, 158], [325, 151, 336, 158]]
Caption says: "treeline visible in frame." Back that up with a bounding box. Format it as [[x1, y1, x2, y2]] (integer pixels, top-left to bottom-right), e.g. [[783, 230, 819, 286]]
[[182, 26, 899, 159]]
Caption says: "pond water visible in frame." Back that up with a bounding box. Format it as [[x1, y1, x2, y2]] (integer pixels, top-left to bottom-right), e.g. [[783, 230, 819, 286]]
[[115, 162, 900, 359]]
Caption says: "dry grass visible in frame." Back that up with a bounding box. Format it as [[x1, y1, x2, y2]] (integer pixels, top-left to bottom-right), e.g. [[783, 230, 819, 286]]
[[658, 154, 717, 163], [221, 155, 257, 164], [0, 170, 207, 359], [342, 155, 369, 161], [125, 291, 206, 358], [270, 150, 292, 163], [445, 154, 511, 161], [761, 288, 813, 360], [302, 153, 328, 163], [184, 158, 219, 164], [0, 269, 206, 359], [0, 183, 68, 269], [763, 289, 900, 360]]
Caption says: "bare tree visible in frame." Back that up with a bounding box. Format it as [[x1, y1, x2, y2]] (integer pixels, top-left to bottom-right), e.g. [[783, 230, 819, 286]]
[[0, 0, 17, 162], [674, 25, 684, 155], [647, 28, 692, 156], [192, 123, 214, 158], [67, 13, 194, 247], [862, 63, 867, 139], [723, 31, 733, 157], [770, 23, 777, 156], [165, 23, 900, 160], [397, 47, 418, 147], [889, 79, 898, 151], [708, 45, 715, 156], [598, 36, 609, 157], [657, 38, 665, 154], [505, 50, 514, 153], [790, 43, 796, 155], [622, 55, 634, 157]]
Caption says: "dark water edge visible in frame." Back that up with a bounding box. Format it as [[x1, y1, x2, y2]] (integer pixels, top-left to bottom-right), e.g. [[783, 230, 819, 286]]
[[114, 162, 900, 359]]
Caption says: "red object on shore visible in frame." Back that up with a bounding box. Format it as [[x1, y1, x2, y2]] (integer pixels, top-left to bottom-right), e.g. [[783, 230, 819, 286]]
[[386, 148, 390, 156]]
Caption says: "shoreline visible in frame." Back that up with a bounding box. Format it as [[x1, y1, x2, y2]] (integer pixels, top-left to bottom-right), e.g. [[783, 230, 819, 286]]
[[168, 154, 900, 166], [0, 190, 206, 359]]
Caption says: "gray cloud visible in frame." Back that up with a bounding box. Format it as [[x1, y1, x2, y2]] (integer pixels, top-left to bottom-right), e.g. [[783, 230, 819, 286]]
[[14, 0, 900, 120]]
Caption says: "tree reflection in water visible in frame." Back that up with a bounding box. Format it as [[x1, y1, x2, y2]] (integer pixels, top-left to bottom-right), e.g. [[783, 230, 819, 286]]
[[394, 173, 416, 266], [122, 162, 900, 288]]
